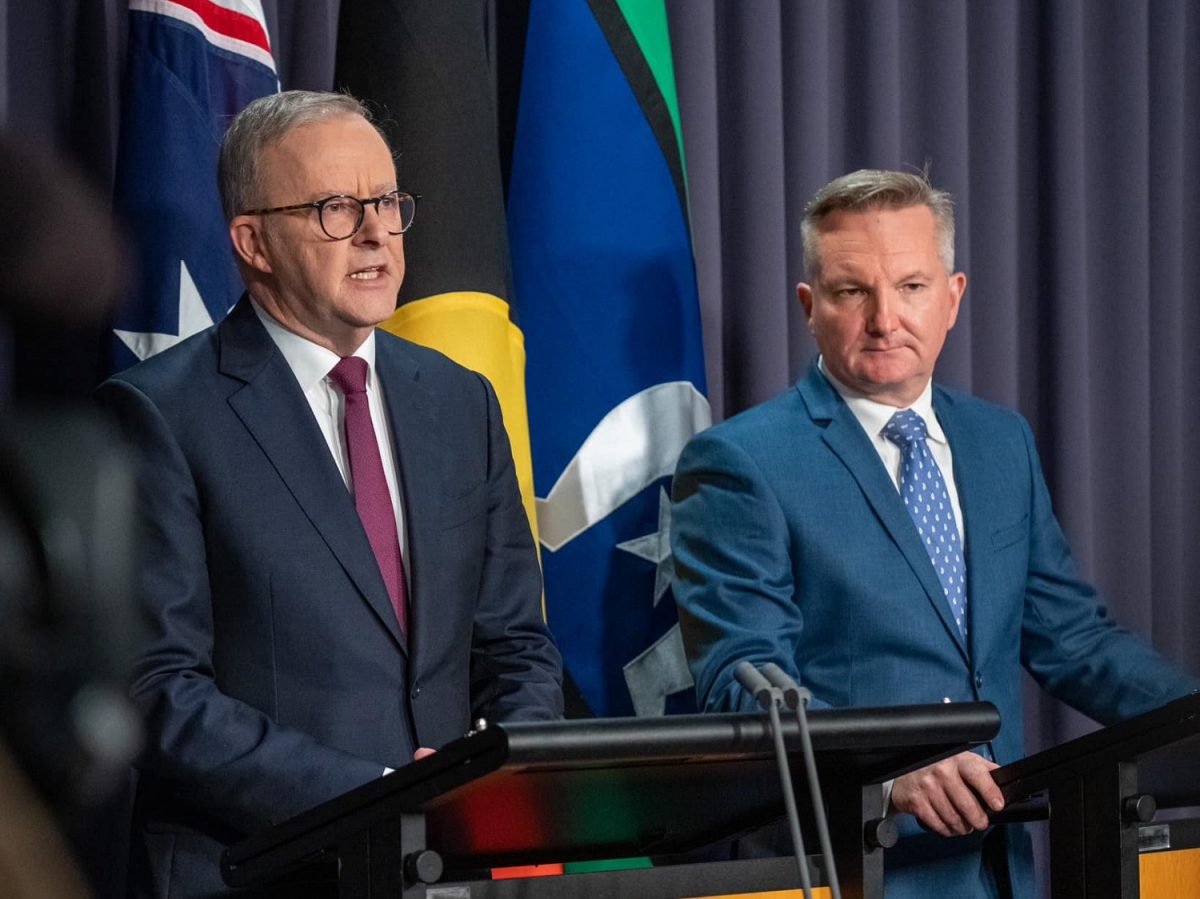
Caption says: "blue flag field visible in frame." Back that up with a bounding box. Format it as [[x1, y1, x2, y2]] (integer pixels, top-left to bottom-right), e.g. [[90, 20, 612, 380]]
[[111, 0, 277, 371]]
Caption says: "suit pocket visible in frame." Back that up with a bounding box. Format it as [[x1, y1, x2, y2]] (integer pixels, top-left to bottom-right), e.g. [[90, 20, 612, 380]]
[[441, 479, 486, 529], [990, 515, 1029, 550]]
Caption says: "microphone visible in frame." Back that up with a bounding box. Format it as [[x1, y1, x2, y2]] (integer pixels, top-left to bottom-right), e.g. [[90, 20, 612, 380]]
[[734, 661, 779, 709], [760, 664, 842, 899], [760, 663, 812, 709], [734, 661, 813, 899]]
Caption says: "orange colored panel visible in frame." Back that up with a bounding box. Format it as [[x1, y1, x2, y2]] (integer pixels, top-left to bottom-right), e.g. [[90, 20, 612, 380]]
[[1140, 848, 1200, 898], [684, 889, 833, 899], [491, 864, 564, 879]]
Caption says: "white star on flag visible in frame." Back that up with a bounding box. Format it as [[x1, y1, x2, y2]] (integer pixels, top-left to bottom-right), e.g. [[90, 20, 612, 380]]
[[114, 260, 219, 361], [616, 487, 674, 606]]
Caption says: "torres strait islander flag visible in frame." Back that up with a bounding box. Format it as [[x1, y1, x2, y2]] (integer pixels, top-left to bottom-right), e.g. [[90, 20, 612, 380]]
[[509, 0, 710, 718], [110, 0, 278, 371]]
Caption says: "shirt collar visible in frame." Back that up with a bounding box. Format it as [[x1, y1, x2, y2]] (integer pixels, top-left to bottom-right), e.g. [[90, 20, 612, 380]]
[[816, 356, 945, 444], [250, 299, 377, 391]]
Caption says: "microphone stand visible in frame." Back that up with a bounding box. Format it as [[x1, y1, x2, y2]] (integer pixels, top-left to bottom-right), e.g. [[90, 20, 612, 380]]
[[734, 662, 814, 899], [761, 663, 843, 899]]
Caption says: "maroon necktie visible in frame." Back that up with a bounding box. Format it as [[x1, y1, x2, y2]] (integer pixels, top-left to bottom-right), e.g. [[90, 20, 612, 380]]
[[329, 356, 408, 638]]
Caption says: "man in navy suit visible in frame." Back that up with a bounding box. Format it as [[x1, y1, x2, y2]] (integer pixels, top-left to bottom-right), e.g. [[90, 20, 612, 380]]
[[671, 169, 1198, 898], [99, 91, 562, 898]]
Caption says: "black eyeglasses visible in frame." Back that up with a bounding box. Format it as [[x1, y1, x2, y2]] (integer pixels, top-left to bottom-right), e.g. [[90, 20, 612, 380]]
[[241, 190, 417, 241]]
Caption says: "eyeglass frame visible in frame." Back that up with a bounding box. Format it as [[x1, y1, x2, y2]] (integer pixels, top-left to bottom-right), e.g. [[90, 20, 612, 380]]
[[239, 190, 418, 241]]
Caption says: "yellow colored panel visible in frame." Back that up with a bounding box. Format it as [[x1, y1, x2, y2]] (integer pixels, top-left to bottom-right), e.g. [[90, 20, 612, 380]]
[[685, 889, 832, 899], [383, 292, 538, 548], [1141, 847, 1200, 898]]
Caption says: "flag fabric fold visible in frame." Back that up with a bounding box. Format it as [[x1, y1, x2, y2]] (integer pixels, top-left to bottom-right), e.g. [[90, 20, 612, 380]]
[[111, 0, 278, 372]]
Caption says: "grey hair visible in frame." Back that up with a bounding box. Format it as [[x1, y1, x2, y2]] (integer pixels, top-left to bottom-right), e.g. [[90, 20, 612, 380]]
[[218, 90, 387, 221], [800, 168, 956, 279]]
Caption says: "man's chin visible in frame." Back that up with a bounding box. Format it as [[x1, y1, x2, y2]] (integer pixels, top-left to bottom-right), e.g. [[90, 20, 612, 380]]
[[838, 359, 922, 397], [344, 290, 401, 327]]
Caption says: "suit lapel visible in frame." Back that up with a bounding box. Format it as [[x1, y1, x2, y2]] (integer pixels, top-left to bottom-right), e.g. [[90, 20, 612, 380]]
[[799, 368, 969, 660], [218, 298, 407, 651], [934, 389, 993, 665], [375, 336, 443, 666]]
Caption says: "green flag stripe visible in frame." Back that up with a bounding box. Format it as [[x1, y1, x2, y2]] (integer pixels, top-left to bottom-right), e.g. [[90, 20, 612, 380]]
[[613, 0, 686, 176], [585, 0, 688, 209]]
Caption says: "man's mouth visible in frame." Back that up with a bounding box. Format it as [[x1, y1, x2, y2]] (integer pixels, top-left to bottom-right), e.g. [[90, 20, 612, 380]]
[[349, 266, 385, 281]]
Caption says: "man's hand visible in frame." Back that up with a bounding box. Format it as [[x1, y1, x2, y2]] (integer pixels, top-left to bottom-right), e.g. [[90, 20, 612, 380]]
[[889, 751, 1004, 836], [413, 747, 436, 761]]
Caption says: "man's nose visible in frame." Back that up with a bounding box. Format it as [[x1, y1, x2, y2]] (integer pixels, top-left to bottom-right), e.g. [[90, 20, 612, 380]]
[[354, 203, 390, 244], [865, 290, 898, 333]]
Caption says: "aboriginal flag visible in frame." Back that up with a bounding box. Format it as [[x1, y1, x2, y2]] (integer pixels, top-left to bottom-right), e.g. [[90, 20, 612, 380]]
[[334, 0, 539, 542]]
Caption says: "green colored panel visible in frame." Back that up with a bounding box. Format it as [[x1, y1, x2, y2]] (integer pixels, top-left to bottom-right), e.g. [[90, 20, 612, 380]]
[[613, 0, 686, 171], [563, 856, 655, 873]]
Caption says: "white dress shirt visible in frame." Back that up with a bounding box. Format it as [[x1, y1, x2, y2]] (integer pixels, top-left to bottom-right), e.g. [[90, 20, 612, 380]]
[[251, 301, 410, 579], [818, 357, 964, 542]]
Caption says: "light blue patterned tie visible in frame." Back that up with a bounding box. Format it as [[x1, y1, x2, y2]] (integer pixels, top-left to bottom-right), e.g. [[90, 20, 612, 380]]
[[882, 409, 968, 638]]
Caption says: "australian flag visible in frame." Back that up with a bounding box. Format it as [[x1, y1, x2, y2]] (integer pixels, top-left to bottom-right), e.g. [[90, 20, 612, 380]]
[[111, 0, 278, 371]]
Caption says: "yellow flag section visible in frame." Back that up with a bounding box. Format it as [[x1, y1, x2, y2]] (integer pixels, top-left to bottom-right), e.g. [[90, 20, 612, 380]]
[[687, 890, 832, 899], [381, 293, 539, 545], [335, 0, 540, 549]]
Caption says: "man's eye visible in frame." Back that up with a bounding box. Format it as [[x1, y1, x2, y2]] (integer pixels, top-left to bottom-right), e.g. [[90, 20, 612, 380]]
[[379, 195, 399, 210], [323, 200, 345, 214]]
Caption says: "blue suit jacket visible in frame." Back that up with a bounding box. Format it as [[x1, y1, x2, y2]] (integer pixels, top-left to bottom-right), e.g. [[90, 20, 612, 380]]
[[99, 297, 562, 898], [671, 365, 1197, 898]]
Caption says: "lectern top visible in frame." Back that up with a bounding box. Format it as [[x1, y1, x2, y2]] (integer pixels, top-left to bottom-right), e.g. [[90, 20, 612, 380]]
[[224, 701, 999, 881]]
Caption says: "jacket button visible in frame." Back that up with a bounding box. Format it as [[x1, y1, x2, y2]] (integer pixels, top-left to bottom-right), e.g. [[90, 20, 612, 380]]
[[412, 685, 421, 698], [974, 672, 984, 688]]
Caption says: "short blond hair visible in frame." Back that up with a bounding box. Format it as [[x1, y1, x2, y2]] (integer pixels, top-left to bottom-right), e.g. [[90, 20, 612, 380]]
[[801, 169, 956, 279]]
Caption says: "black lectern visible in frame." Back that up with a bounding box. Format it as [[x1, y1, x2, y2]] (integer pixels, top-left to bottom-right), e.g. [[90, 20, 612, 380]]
[[993, 692, 1200, 899], [223, 702, 999, 899]]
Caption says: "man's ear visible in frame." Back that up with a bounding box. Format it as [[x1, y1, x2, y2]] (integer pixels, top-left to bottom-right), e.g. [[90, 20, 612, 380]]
[[797, 282, 815, 329], [229, 216, 272, 274], [946, 271, 967, 331]]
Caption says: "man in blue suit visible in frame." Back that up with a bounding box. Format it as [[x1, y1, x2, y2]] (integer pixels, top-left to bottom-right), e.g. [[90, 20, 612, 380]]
[[671, 169, 1198, 898], [99, 91, 562, 898]]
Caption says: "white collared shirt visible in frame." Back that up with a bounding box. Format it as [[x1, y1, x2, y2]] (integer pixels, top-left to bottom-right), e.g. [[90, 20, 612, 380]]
[[817, 357, 964, 542], [251, 301, 410, 574]]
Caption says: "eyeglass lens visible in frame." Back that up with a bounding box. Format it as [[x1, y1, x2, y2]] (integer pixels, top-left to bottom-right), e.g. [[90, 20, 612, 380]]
[[319, 193, 415, 240]]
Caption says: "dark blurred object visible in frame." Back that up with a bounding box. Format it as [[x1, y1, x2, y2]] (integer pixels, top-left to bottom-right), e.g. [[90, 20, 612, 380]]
[[0, 411, 143, 812], [0, 741, 91, 899], [0, 132, 142, 898], [0, 131, 130, 400], [0, 133, 127, 327]]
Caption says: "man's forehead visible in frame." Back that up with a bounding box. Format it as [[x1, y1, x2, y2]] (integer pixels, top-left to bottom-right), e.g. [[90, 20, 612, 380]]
[[816, 206, 940, 266], [819, 203, 937, 234], [262, 116, 397, 193], [269, 116, 388, 159]]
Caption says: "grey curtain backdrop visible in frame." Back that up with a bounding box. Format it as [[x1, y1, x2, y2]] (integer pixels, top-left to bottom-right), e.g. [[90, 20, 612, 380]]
[[667, 1, 1200, 753], [2, 0, 1197, 884]]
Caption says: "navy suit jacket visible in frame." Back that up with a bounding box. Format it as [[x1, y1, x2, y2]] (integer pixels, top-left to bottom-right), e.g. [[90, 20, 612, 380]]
[[671, 365, 1197, 898], [99, 297, 562, 898]]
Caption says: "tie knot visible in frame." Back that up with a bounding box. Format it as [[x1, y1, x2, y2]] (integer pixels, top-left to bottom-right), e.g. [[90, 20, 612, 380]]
[[882, 408, 928, 447], [329, 356, 368, 396]]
